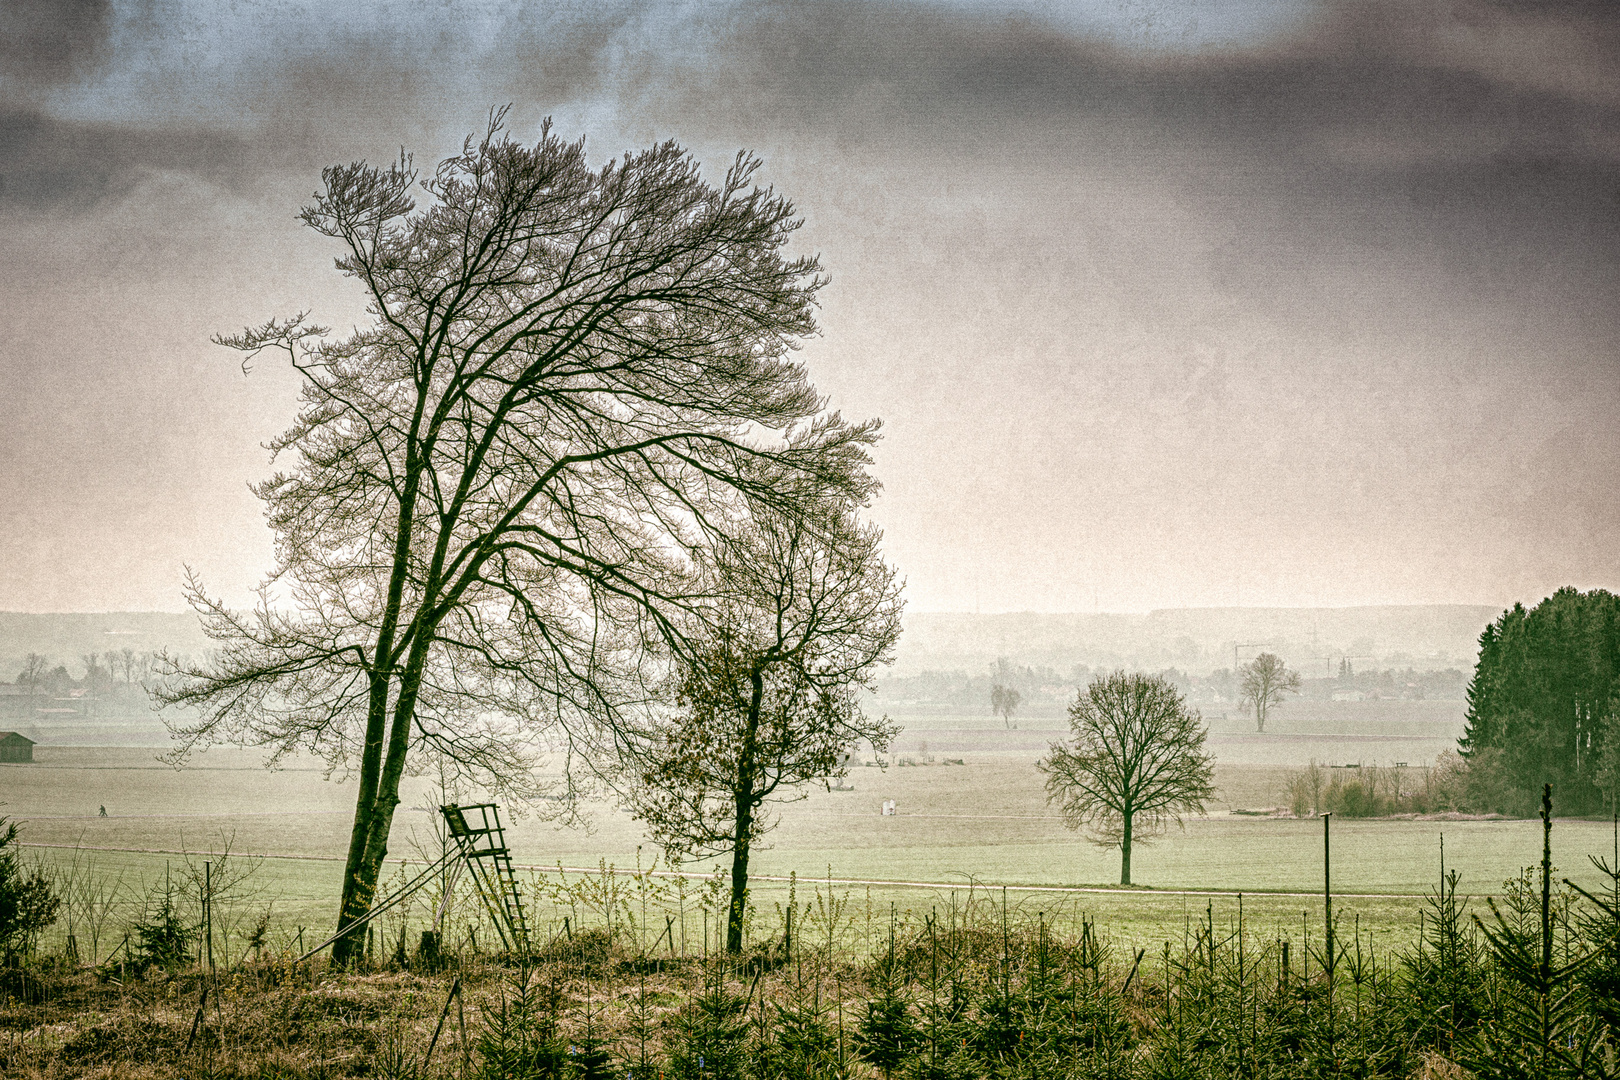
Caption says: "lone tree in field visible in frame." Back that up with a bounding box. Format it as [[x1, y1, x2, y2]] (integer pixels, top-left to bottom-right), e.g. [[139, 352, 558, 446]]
[[626, 510, 901, 953], [159, 113, 881, 966], [1039, 671, 1214, 885], [991, 682, 1022, 730], [1239, 652, 1301, 733]]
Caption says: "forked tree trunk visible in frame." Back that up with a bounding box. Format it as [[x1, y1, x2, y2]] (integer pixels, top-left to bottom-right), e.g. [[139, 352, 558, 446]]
[[331, 447, 427, 967], [331, 676, 395, 967], [334, 632, 432, 965]]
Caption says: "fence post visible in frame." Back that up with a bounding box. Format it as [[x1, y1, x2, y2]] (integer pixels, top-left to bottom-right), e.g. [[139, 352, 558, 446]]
[[1322, 813, 1334, 984]]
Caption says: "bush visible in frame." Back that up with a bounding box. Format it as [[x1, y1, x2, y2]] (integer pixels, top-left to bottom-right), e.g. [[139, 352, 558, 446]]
[[1285, 754, 1483, 818], [664, 961, 752, 1080]]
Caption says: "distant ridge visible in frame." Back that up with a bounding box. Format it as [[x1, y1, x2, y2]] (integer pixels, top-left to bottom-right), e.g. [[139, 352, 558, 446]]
[[0, 605, 1504, 683], [893, 605, 1501, 677]]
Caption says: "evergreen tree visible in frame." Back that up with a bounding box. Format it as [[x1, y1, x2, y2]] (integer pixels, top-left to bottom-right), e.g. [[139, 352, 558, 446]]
[[0, 819, 58, 961], [665, 962, 752, 1080], [1462, 588, 1620, 813]]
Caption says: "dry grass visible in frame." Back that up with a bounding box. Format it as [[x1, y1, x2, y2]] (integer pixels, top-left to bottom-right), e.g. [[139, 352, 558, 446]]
[[0, 960, 490, 1079], [0, 948, 846, 1079]]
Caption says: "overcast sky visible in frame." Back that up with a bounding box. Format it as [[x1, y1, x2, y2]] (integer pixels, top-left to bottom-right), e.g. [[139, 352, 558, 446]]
[[1, 0, 1615, 615]]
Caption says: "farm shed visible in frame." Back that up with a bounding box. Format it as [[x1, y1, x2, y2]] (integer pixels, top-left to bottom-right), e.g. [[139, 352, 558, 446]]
[[0, 731, 35, 763]]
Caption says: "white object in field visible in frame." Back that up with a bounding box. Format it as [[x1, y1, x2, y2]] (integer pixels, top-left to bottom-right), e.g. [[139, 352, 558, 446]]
[[881, 799, 896, 816]]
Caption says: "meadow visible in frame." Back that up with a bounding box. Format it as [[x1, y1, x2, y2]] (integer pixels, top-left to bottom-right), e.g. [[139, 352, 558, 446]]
[[11, 702, 1620, 1078], [8, 700, 1615, 961]]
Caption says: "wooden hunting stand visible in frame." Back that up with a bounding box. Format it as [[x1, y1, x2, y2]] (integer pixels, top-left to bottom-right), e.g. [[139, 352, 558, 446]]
[[297, 801, 530, 962], [440, 802, 530, 953]]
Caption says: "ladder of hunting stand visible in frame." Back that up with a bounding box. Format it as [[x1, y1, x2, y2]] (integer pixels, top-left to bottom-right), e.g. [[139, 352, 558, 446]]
[[440, 802, 530, 953]]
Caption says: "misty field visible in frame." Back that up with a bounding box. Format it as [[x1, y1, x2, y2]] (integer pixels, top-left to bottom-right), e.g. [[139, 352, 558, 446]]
[[8, 701, 1613, 959]]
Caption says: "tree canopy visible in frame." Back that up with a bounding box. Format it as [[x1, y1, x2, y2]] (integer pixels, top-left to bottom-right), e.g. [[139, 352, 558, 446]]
[[160, 113, 881, 965], [1039, 671, 1214, 885], [1461, 587, 1620, 815]]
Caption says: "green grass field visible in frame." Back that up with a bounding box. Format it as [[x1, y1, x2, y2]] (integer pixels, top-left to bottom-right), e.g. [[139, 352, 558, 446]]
[[7, 703, 1604, 958]]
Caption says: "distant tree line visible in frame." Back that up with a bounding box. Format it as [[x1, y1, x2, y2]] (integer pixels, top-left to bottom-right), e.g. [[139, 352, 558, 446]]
[[13, 650, 164, 691], [1461, 587, 1620, 816], [873, 661, 1467, 718]]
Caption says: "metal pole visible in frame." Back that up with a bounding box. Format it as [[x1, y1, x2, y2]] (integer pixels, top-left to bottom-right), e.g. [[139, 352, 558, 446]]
[[1322, 813, 1333, 983], [205, 862, 213, 973]]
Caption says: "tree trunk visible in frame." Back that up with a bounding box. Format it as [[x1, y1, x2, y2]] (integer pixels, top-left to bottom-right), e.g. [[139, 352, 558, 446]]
[[727, 667, 767, 953], [1256, 702, 1266, 734], [341, 635, 433, 956], [1120, 813, 1133, 886], [727, 817, 752, 954], [330, 673, 393, 967]]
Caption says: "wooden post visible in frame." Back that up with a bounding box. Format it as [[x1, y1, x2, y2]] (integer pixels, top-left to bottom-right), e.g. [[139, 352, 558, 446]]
[[420, 975, 461, 1075], [185, 982, 209, 1052]]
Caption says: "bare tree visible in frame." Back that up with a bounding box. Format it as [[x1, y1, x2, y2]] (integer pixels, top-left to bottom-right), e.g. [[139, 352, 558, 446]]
[[1039, 671, 1214, 885], [624, 510, 901, 952], [17, 654, 48, 708], [991, 683, 1022, 729], [158, 113, 879, 966], [1239, 652, 1301, 733], [73, 862, 125, 964]]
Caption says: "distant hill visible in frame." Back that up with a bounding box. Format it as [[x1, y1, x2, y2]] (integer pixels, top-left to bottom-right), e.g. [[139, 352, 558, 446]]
[[892, 605, 1500, 678], [0, 611, 211, 681]]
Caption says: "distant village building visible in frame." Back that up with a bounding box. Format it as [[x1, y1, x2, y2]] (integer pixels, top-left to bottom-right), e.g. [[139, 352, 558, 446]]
[[0, 732, 36, 763]]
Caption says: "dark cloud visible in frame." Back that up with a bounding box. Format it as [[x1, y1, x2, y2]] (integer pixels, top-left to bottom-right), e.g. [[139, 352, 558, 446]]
[[0, 108, 248, 211], [718, 1, 1620, 148], [10, 0, 1616, 242], [711, 1, 1620, 223], [0, 0, 113, 84]]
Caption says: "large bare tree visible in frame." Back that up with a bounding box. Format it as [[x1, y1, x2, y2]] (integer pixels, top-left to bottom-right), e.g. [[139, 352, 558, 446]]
[[1039, 671, 1214, 885], [624, 509, 901, 953], [1239, 652, 1301, 733], [159, 113, 880, 966]]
